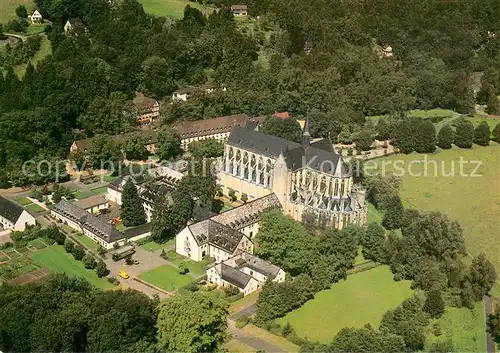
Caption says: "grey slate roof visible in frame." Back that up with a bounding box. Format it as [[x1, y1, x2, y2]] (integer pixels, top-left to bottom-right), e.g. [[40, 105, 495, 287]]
[[239, 253, 281, 279], [0, 196, 24, 223], [189, 219, 244, 253], [221, 263, 252, 289], [228, 125, 348, 176], [53, 199, 88, 224], [74, 195, 108, 210]]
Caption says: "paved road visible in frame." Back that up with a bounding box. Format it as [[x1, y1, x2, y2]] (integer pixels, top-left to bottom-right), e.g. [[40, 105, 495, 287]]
[[484, 295, 495, 353], [227, 320, 284, 353], [229, 303, 258, 321]]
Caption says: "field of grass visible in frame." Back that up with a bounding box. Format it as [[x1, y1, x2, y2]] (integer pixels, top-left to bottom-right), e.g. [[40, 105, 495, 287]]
[[223, 339, 255, 353], [241, 324, 299, 353], [25, 203, 45, 213], [367, 202, 383, 224], [140, 238, 175, 252], [277, 266, 413, 343], [368, 144, 500, 290], [31, 245, 112, 289], [14, 33, 52, 78], [166, 250, 205, 277], [426, 302, 486, 353], [90, 186, 108, 195], [0, 0, 34, 23], [137, 0, 215, 19], [14, 196, 32, 206], [138, 264, 193, 291], [74, 234, 99, 251]]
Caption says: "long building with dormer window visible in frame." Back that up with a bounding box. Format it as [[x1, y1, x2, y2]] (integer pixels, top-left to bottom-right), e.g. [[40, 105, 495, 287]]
[[218, 118, 367, 229]]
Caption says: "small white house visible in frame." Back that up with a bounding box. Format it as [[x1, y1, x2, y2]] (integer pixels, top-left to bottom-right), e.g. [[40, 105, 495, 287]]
[[172, 87, 196, 102], [29, 10, 43, 24], [206, 252, 285, 295], [0, 196, 36, 232], [231, 4, 248, 16]]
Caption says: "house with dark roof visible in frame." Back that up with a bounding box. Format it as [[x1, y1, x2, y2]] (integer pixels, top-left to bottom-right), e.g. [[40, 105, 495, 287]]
[[51, 200, 151, 249], [219, 116, 368, 229], [206, 252, 285, 295], [134, 92, 160, 126], [231, 4, 248, 16], [0, 196, 36, 232], [174, 114, 264, 150]]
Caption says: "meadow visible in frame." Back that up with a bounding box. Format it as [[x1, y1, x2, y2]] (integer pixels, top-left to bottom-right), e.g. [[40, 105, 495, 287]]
[[137, 0, 215, 19], [277, 266, 414, 343], [31, 245, 112, 289], [367, 144, 500, 286], [0, 0, 33, 23], [138, 264, 193, 291]]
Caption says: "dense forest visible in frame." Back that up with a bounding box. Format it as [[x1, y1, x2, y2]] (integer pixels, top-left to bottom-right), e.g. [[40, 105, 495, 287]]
[[0, 0, 499, 184]]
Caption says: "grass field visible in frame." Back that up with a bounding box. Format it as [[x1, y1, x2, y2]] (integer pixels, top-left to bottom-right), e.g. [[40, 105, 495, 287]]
[[426, 302, 486, 353], [368, 144, 500, 289], [138, 264, 193, 291], [241, 324, 299, 353], [223, 339, 255, 352], [140, 238, 175, 252], [367, 202, 383, 224], [229, 289, 260, 313], [31, 245, 112, 289], [90, 186, 108, 195], [14, 33, 52, 78], [14, 196, 32, 206], [25, 203, 45, 213], [0, 0, 34, 23], [137, 0, 215, 19], [277, 266, 413, 343], [74, 234, 99, 251]]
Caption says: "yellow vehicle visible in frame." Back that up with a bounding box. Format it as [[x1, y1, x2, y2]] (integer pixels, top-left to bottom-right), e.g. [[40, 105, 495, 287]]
[[119, 270, 130, 279]]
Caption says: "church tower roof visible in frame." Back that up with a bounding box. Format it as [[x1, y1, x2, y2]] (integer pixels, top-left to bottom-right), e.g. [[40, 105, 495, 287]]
[[302, 115, 311, 148]]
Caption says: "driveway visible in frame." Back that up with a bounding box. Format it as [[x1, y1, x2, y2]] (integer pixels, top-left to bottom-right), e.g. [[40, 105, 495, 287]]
[[227, 320, 285, 353]]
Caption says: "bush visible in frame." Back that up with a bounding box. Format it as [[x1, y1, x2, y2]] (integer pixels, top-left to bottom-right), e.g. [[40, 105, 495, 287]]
[[160, 249, 168, 260], [241, 193, 248, 203], [454, 119, 474, 148], [72, 245, 85, 261], [178, 261, 189, 275], [97, 244, 107, 256], [223, 284, 240, 297], [64, 240, 74, 253], [82, 254, 97, 269], [228, 189, 236, 202], [227, 292, 244, 302], [125, 255, 134, 265], [183, 282, 199, 292], [95, 261, 110, 277], [107, 276, 120, 286], [473, 121, 490, 146]]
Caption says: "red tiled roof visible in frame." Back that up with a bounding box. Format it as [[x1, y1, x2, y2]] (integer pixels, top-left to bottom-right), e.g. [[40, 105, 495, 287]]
[[272, 112, 290, 120]]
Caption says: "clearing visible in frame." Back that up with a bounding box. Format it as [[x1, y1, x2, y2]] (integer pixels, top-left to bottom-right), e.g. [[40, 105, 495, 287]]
[[0, 0, 34, 23], [137, 0, 215, 19], [368, 144, 500, 290], [138, 264, 193, 291], [31, 244, 112, 289], [14, 33, 52, 78], [277, 266, 413, 343]]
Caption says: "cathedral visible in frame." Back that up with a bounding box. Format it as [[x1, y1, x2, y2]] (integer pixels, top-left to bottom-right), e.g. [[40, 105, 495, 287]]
[[219, 119, 368, 229]]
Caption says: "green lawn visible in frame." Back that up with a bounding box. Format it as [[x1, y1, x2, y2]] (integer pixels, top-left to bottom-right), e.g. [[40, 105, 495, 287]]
[[367, 202, 382, 224], [14, 34, 52, 78], [138, 264, 193, 291], [90, 186, 108, 195], [277, 266, 413, 343], [25, 203, 45, 213], [223, 339, 255, 353], [137, 0, 215, 19], [242, 324, 299, 353], [0, 0, 34, 23], [229, 290, 260, 313], [103, 175, 118, 182], [367, 144, 500, 290], [166, 250, 205, 277], [31, 245, 112, 289], [14, 197, 32, 206], [139, 238, 175, 252], [74, 191, 88, 200], [426, 301, 486, 353], [74, 234, 99, 251]]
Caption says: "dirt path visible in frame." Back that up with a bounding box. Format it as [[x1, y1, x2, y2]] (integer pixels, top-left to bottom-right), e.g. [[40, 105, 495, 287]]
[[227, 319, 285, 353]]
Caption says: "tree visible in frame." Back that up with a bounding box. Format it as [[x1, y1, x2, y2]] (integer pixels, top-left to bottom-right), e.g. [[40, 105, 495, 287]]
[[381, 195, 404, 230], [437, 124, 454, 149], [473, 121, 490, 146], [15, 5, 28, 18], [352, 129, 374, 151], [492, 122, 500, 143], [64, 240, 74, 253], [361, 223, 386, 262], [330, 325, 405, 353], [487, 304, 500, 344], [454, 119, 474, 148], [189, 139, 224, 159], [87, 135, 122, 170], [122, 132, 149, 160], [423, 289, 445, 318], [82, 254, 97, 269], [376, 118, 392, 141], [157, 125, 181, 161], [415, 120, 436, 153], [95, 261, 110, 277], [464, 253, 496, 301], [261, 116, 302, 142], [486, 91, 500, 115], [139, 56, 175, 99], [156, 292, 228, 353], [121, 179, 146, 226], [72, 245, 85, 261]]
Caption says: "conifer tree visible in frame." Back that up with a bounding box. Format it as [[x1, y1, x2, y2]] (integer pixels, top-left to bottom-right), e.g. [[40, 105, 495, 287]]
[[381, 195, 404, 230], [492, 122, 500, 143], [473, 121, 490, 146], [423, 289, 445, 318], [486, 91, 500, 115], [415, 120, 437, 153], [437, 124, 454, 149], [121, 179, 146, 226], [454, 119, 474, 148]]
